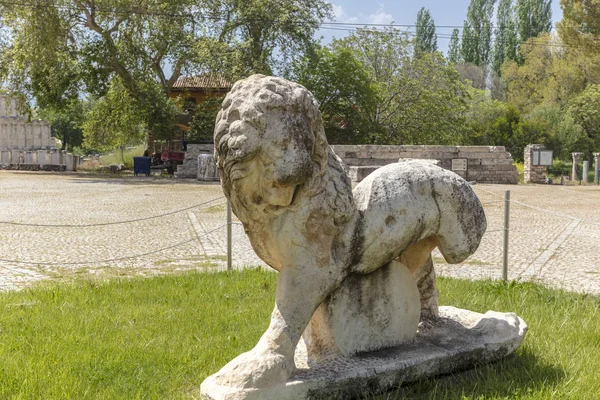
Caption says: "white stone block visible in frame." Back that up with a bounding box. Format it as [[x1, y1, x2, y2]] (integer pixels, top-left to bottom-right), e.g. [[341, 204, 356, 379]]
[[0, 150, 10, 164], [65, 153, 74, 171], [11, 149, 21, 164], [51, 149, 61, 165]]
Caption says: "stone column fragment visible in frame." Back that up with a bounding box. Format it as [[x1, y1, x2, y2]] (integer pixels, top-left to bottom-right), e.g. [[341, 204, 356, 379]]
[[572, 152, 583, 182], [594, 153, 600, 185]]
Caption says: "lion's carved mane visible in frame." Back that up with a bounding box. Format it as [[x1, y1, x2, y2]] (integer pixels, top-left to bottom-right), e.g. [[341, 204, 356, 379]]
[[214, 75, 355, 236]]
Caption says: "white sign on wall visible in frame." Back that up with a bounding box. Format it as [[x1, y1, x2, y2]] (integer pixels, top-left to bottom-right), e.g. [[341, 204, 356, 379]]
[[533, 150, 553, 166], [452, 158, 467, 171]]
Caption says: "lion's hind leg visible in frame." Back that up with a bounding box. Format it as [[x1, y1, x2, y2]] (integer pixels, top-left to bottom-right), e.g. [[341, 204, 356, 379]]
[[398, 236, 439, 323]]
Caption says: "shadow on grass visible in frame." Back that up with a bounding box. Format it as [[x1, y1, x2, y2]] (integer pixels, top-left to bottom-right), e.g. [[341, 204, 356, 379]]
[[369, 347, 564, 400]]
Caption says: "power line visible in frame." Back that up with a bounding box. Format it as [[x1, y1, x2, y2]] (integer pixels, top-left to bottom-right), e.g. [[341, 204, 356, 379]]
[[0, 0, 586, 31]]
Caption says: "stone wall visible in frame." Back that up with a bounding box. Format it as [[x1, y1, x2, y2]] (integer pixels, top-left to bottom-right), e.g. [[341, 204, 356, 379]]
[[0, 95, 58, 150], [523, 144, 548, 184], [0, 149, 79, 171], [331, 145, 518, 184], [174, 144, 213, 179]]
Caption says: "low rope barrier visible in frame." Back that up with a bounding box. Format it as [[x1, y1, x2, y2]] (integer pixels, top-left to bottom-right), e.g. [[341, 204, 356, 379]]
[[0, 224, 228, 266], [0, 196, 226, 228]]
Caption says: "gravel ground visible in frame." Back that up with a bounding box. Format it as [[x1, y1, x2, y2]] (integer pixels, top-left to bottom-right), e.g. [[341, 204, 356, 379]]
[[1, 170, 599, 295]]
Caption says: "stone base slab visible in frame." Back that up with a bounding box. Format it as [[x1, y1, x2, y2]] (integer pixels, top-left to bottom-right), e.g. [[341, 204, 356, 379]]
[[200, 306, 527, 400]]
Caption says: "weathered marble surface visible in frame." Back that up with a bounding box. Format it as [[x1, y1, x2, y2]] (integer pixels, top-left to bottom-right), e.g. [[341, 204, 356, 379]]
[[203, 75, 522, 400], [201, 307, 527, 400]]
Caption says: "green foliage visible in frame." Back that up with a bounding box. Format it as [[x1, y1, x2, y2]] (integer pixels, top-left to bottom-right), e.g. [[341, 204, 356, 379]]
[[566, 84, 600, 156], [38, 100, 89, 151], [188, 95, 226, 144], [82, 78, 147, 152], [415, 8, 437, 56], [291, 45, 377, 144], [209, 0, 333, 75], [460, 0, 495, 66], [448, 29, 461, 63], [330, 28, 468, 145], [465, 88, 521, 155], [493, 0, 519, 73], [558, 0, 600, 55], [517, 0, 553, 44], [0, 0, 332, 145], [501, 33, 590, 113]]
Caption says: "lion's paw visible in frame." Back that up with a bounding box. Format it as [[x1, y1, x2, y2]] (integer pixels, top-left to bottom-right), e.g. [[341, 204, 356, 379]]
[[213, 347, 295, 389]]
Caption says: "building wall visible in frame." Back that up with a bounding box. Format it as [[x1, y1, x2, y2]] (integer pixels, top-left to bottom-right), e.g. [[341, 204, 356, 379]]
[[331, 145, 518, 184], [0, 95, 58, 150]]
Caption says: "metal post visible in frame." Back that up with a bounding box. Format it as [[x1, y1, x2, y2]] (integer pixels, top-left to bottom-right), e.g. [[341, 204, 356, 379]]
[[502, 190, 510, 281], [227, 201, 232, 271]]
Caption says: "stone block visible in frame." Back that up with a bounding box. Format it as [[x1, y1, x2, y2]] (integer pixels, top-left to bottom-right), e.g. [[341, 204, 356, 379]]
[[38, 150, 46, 166], [11, 149, 20, 164], [65, 153, 74, 171], [197, 153, 220, 181], [0, 150, 10, 165], [348, 166, 380, 182], [51, 149, 61, 165]]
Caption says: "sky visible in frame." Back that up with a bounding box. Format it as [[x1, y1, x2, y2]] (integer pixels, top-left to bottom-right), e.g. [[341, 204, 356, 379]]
[[317, 0, 564, 54]]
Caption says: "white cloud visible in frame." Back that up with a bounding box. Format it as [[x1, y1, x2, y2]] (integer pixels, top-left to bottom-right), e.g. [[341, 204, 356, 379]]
[[368, 7, 394, 25], [329, 4, 359, 23]]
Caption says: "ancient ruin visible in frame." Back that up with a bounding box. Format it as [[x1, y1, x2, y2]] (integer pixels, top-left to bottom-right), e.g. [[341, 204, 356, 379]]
[[201, 75, 527, 400], [0, 95, 58, 150]]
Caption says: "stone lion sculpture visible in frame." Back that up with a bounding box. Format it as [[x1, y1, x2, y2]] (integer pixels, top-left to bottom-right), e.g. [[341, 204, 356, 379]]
[[210, 75, 487, 391]]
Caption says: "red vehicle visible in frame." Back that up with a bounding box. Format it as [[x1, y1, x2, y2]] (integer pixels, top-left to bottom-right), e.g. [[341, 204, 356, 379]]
[[159, 150, 185, 174]]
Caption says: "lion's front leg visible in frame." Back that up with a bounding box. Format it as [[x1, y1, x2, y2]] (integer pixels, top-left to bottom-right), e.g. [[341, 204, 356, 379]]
[[213, 264, 343, 389]]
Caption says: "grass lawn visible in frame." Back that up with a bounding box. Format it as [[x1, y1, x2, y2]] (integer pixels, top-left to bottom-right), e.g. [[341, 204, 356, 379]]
[[1, 270, 599, 399]]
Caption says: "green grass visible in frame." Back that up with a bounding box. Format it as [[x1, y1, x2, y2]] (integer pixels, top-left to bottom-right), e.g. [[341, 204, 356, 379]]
[[1, 271, 600, 399], [0, 270, 275, 399], [514, 162, 524, 184], [100, 145, 146, 169]]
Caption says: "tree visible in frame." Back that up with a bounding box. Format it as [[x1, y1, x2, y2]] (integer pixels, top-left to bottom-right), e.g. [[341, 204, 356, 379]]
[[567, 85, 600, 155], [0, 0, 332, 144], [501, 33, 589, 112], [39, 100, 89, 151], [208, 0, 332, 76], [558, 0, 600, 51], [82, 78, 147, 153], [188, 95, 226, 144], [448, 29, 461, 63], [334, 28, 469, 145], [557, 0, 600, 82], [517, 0, 552, 43], [464, 87, 521, 154], [493, 0, 519, 73], [456, 63, 504, 100], [415, 7, 437, 56], [460, 0, 495, 66], [291, 45, 377, 144]]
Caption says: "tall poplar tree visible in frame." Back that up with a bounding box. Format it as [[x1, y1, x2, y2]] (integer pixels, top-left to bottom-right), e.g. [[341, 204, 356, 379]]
[[415, 7, 437, 56], [493, 0, 518, 73], [516, 0, 552, 42], [448, 29, 461, 63], [460, 0, 496, 66]]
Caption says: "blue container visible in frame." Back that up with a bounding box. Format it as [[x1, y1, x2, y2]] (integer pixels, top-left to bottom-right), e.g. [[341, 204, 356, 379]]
[[133, 157, 151, 177]]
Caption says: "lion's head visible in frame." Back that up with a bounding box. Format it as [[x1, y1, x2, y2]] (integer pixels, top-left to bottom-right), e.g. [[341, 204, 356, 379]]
[[214, 75, 331, 222]]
